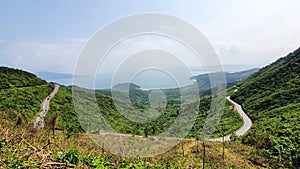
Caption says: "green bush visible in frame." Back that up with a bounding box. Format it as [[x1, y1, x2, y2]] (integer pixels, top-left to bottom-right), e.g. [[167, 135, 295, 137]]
[[52, 148, 79, 164]]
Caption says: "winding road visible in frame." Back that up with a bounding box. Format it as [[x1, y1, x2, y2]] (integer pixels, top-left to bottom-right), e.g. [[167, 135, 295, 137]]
[[34, 84, 60, 128], [208, 96, 253, 142]]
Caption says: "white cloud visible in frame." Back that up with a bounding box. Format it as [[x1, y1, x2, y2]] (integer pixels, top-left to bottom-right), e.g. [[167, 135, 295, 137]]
[[64, 38, 88, 44], [13, 55, 23, 64], [195, 0, 300, 67], [98, 35, 205, 75], [2, 0, 300, 74], [1, 39, 86, 73]]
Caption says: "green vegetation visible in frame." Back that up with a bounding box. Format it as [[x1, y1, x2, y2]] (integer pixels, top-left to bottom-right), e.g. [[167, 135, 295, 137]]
[[0, 66, 52, 121], [0, 85, 53, 119], [0, 66, 46, 89], [47, 85, 241, 140], [74, 88, 240, 139], [0, 112, 263, 168], [231, 47, 300, 168], [46, 86, 83, 136], [0, 85, 53, 121], [211, 100, 243, 138], [0, 65, 264, 168], [0, 65, 245, 140]]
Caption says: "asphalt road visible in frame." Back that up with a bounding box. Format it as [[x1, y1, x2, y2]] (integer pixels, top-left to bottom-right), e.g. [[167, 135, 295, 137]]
[[208, 96, 253, 142], [34, 84, 60, 128]]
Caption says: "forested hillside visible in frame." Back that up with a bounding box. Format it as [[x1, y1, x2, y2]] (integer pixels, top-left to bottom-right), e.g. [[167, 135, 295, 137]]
[[56, 86, 243, 139], [0, 85, 53, 120], [0, 65, 263, 168], [0, 66, 241, 139], [231, 47, 300, 168], [0, 67, 47, 89], [0, 67, 53, 120]]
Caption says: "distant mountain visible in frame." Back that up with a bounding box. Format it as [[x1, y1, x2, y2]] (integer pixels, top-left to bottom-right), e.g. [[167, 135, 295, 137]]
[[189, 64, 257, 74], [191, 68, 259, 88], [0, 66, 47, 89], [112, 83, 141, 91], [231, 47, 300, 168], [36, 71, 74, 80], [36, 72, 76, 87]]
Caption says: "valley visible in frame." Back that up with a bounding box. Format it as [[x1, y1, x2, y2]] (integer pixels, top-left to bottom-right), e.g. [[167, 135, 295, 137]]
[[0, 47, 299, 168]]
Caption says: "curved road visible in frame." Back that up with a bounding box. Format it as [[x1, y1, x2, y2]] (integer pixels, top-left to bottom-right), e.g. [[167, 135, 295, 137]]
[[209, 96, 253, 142], [34, 84, 60, 128]]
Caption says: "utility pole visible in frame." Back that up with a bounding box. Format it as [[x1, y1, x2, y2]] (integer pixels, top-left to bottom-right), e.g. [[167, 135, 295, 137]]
[[196, 137, 199, 154], [222, 115, 225, 167], [202, 140, 205, 169]]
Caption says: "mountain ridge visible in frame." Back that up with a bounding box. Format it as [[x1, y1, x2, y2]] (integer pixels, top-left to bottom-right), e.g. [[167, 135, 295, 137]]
[[191, 68, 259, 88], [231, 47, 300, 168], [0, 66, 47, 89]]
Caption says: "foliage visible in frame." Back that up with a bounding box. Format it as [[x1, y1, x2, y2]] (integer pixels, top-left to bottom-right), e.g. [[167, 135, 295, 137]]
[[52, 148, 80, 164], [0, 85, 53, 120], [232, 47, 300, 168], [211, 100, 243, 138], [0, 66, 52, 121], [0, 114, 264, 168], [0, 66, 46, 89], [83, 156, 110, 169], [46, 84, 242, 139], [46, 86, 83, 135], [0, 65, 262, 168]]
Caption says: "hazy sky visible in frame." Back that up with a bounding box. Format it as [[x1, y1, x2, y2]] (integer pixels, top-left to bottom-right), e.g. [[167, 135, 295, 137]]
[[0, 0, 300, 74]]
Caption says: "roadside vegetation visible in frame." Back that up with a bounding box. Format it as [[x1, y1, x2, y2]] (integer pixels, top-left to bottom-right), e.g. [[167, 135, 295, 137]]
[[231, 47, 300, 168]]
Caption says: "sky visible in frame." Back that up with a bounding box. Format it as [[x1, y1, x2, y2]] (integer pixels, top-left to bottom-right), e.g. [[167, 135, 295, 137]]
[[0, 0, 300, 83]]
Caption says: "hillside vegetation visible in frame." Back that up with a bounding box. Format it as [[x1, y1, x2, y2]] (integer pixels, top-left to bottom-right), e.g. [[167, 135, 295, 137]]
[[46, 86, 83, 136], [0, 65, 263, 168], [0, 111, 263, 169], [231, 47, 300, 168], [0, 65, 246, 139], [0, 67, 46, 89], [0, 67, 53, 121], [49, 86, 242, 139], [0, 85, 53, 120]]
